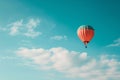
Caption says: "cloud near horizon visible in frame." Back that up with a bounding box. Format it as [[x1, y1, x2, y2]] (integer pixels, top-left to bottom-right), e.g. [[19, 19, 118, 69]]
[[16, 47, 120, 80]]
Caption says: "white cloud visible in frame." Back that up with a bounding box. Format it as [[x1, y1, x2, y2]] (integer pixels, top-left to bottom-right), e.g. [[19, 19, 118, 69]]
[[50, 35, 67, 40], [24, 30, 41, 38], [7, 18, 41, 38], [24, 19, 42, 38], [106, 38, 120, 47], [9, 20, 23, 35], [16, 47, 120, 80], [79, 52, 87, 60]]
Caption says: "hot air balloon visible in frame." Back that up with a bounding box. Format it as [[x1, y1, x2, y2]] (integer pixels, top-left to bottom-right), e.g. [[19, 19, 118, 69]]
[[77, 25, 94, 48]]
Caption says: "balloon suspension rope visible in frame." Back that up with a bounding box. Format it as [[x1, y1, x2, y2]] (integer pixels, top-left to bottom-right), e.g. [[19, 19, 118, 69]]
[[84, 41, 89, 48]]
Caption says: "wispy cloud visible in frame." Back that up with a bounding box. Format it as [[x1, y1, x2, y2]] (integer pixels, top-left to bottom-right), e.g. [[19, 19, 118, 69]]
[[0, 18, 60, 39], [24, 19, 41, 38], [18, 40, 34, 47], [0, 56, 18, 60], [9, 19, 23, 35], [16, 47, 120, 80], [50, 35, 67, 40], [0, 56, 20, 64], [6, 18, 42, 38], [106, 38, 120, 47]]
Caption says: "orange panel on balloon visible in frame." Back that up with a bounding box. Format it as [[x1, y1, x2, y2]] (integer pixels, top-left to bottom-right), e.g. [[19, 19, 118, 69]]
[[77, 29, 94, 43]]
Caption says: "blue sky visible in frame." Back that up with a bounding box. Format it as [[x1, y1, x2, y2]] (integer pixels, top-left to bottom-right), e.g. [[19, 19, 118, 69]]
[[0, 0, 120, 80]]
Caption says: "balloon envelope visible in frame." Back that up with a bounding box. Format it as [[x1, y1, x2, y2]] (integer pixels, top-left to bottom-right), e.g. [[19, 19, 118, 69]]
[[77, 25, 94, 48]]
